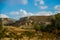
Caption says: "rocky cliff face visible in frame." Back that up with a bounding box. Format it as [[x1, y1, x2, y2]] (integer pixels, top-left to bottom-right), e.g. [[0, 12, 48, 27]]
[[29, 16, 51, 22], [12, 16, 52, 27], [2, 16, 52, 27]]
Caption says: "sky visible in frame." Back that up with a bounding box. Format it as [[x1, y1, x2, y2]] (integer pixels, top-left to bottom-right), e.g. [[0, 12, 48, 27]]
[[0, 0, 60, 19]]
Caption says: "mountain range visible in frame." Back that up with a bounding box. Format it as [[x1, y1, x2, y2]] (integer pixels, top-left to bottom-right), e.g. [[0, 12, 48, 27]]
[[0, 16, 52, 27]]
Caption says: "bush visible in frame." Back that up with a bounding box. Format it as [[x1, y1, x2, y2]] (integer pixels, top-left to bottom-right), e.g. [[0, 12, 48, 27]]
[[34, 22, 47, 32]]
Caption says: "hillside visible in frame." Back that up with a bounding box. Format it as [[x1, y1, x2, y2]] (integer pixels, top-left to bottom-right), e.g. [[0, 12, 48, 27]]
[[1, 16, 52, 29], [11, 16, 52, 27], [0, 18, 16, 26], [0, 14, 60, 40], [29, 16, 51, 22]]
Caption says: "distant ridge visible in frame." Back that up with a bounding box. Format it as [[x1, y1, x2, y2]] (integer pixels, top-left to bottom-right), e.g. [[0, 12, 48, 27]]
[[2, 16, 52, 27], [0, 18, 16, 26], [12, 16, 52, 26]]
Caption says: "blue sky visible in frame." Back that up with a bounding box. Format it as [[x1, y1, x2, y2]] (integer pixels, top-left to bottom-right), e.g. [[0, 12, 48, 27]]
[[0, 0, 60, 19]]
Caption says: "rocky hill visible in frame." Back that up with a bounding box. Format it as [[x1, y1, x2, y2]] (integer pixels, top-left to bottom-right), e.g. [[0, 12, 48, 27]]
[[29, 16, 51, 22], [2, 16, 52, 27], [11, 16, 52, 27], [0, 18, 16, 26]]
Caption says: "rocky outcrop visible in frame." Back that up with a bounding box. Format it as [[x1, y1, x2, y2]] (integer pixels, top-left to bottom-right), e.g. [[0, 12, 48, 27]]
[[14, 16, 51, 26], [3, 16, 52, 27], [0, 18, 16, 26]]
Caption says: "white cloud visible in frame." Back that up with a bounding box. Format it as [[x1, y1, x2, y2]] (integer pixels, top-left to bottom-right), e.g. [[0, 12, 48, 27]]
[[36, 11, 52, 16], [56, 11, 60, 13], [54, 11, 60, 14], [40, 0, 44, 5], [54, 5, 60, 14], [20, 9, 53, 17], [40, 6, 48, 9], [55, 5, 60, 11], [10, 12, 19, 15], [8, 9, 55, 19], [20, 9, 34, 17], [35, 0, 48, 9], [0, 14, 9, 18], [29, 12, 34, 15], [9, 9, 53, 18], [20, 9, 27, 16]]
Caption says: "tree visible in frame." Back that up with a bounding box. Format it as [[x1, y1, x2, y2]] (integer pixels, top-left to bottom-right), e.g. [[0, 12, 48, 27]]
[[0, 19, 2, 40], [45, 13, 60, 37], [34, 22, 47, 32], [55, 13, 60, 30], [34, 22, 40, 31], [0, 18, 3, 32]]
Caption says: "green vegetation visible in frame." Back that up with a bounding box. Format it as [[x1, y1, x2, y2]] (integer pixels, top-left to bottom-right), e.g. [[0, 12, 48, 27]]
[[55, 13, 60, 29], [0, 13, 60, 40], [34, 22, 47, 32], [0, 23, 2, 30], [0, 18, 3, 34], [34, 13, 60, 37]]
